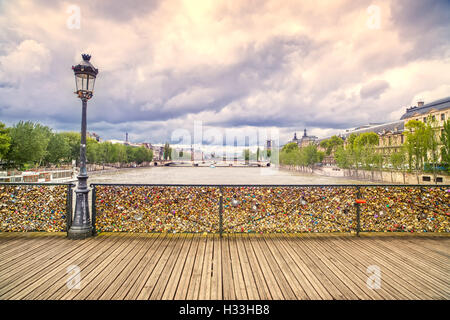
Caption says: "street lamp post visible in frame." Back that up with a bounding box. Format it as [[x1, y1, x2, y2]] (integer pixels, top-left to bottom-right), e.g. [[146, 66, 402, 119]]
[[68, 54, 98, 239]]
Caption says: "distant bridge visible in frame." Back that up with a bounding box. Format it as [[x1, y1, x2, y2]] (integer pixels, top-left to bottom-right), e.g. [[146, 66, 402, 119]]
[[152, 160, 271, 167]]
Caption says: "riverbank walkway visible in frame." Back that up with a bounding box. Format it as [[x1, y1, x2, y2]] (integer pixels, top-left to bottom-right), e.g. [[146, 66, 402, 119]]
[[0, 233, 448, 300]]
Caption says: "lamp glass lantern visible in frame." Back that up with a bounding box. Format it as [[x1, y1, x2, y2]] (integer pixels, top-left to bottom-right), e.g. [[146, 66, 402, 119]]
[[72, 54, 98, 100]]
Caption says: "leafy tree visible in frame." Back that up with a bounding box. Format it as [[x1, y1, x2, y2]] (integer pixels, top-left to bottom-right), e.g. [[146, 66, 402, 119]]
[[320, 135, 344, 156], [303, 145, 319, 167], [281, 142, 299, 153], [390, 149, 407, 183], [243, 149, 250, 161], [5, 121, 51, 168], [441, 120, 450, 172], [404, 120, 427, 171], [86, 138, 101, 164], [334, 146, 351, 169], [0, 122, 11, 161], [60, 132, 81, 163], [317, 150, 325, 163], [424, 115, 440, 182], [44, 133, 70, 165], [163, 142, 171, 160]]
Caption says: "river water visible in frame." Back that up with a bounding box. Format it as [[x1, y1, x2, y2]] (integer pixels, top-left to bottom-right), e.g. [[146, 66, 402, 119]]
[[88, 166, 373, 185]]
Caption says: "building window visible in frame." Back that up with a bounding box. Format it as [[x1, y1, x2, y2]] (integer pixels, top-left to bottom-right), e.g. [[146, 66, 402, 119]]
[[423, 117, 427, 122], [442, 114, 445, 121], [432, 115, 436, 121], [401, 135, 404, 144]]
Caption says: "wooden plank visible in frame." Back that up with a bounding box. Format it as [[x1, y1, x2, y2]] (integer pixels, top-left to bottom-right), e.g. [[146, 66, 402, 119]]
[[406, 238, 450, 256], [174, 234, 200, 300], [241, 234, 271, 300], [41, 233, 129, 300], [357, 237, 449, 299], [302, 236, 380, 300], [210, 234, 222, 300], [5, 233, 116, 300], [186, 235, 206, 300], [286, 235, 348, 300], [402, 238, 450, 266], [150, 233, 188, 300], [247, 234, 284, 299], [256, 234, 297, 300], [221, 235, 236, 300], [345, 237, 446, 299], [59, 234, 139, 300], [228, 234, 247, 300], [126, 234, 172, 300], [162, 234, 194, 300], [137, 234, 180, 300], [264, 235, 317, 300], [235, 234, 260, 300], [328, 236, 421, 300], [278, 236, 333, 300], [0, 236, 94, 296], [111, 234, 162, 300], [0, 235, 62, 268], [362, 239, 448, 298], [85, 235, 150, 299], [198, 234, 214, 300], [371, 238, 449, 281]]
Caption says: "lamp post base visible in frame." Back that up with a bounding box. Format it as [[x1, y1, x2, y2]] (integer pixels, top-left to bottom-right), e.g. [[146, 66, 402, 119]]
[[68, 225, 92, 239], [68, 178, 92, 240]]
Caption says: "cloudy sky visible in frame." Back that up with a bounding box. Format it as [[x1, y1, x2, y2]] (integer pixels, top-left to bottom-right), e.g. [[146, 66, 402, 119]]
[[0, 0, 449, 146]]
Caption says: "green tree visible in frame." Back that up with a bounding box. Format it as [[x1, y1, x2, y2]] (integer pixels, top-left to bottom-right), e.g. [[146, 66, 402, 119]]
[[302, 144, 319, 167], [334, 146, 351, 169], [163, 142, 171, 160], [441, 120, 450, 172], [6, 121, 51, 168], [0, 122, 11, 162], [424, 115, 440, 182], [60, 132, 81, 163], [44, 133, 70, 165], [281, 142, 299, 153], [353, 132, 379, 175], [317, 150, 325, 163], [390, 149, 407, 183], [320, 135, 344, 156], [86, 138, 101, 164], [243, 149, 250, 161], [404, 120, 427, 170]]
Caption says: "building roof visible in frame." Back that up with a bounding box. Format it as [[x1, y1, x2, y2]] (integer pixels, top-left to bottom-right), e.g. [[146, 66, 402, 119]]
[[400, 96, 450, 120], [339, 120, 404, 139]]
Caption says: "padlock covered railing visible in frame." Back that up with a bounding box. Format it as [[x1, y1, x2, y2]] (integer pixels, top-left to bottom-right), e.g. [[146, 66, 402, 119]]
[[0, 183, 74, 232], [90, 184, 450, 235]]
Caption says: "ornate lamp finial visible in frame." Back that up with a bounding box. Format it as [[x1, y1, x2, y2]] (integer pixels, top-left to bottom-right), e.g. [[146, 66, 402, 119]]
[[81, 54, 91, 61]]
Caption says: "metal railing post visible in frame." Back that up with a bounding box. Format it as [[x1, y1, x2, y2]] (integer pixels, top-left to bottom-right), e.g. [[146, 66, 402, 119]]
[[91, 184, 97, 236], [356, 186, 361, 237], [66, 184, 73, 234], [219, 186, 223, 238]]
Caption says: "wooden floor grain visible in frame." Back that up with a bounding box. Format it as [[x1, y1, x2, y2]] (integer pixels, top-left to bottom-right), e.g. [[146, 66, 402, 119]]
[[0, 232, 449, 300]]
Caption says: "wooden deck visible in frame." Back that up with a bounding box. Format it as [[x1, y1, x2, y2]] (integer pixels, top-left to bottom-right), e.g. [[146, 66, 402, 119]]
[[0, 232, 449, 300]]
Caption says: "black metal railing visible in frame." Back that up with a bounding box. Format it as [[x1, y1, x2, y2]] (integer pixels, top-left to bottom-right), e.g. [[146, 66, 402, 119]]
[[90, 183, 450, 235], [0, 182, 74, 233]]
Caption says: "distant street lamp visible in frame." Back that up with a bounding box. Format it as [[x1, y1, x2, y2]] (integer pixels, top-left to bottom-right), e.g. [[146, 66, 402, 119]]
[[68, 53, 98, 239]]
